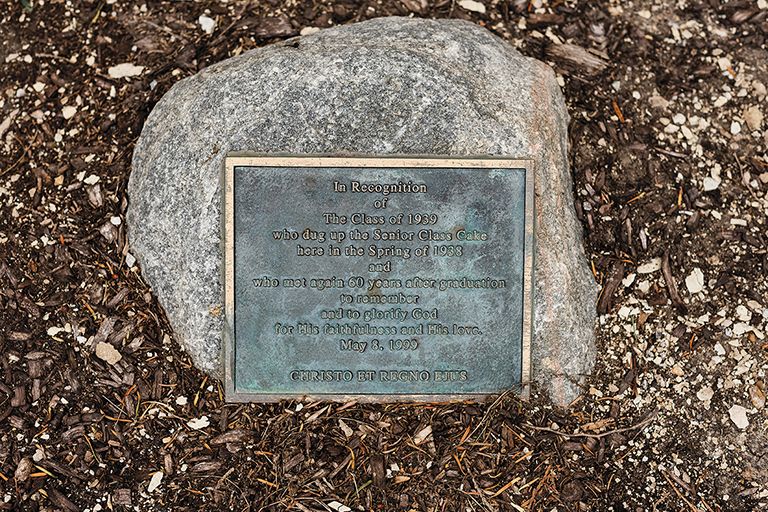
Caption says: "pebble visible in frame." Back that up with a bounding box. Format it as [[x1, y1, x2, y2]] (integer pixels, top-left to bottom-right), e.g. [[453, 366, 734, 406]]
[[187, 416, 210, 430], [703, 176, 721, 191], [743, 105, 763, 131], [697, 386, 714, 401], [458, 0, 486, 13], [328, 502, 352, 512], [107, 63, 145, 79], [685, 268, 705, 294], [649, 95, 670, 109], [62, 105, 77, 120], [198, 15, 216, 34], [753, 80, 767, 97], [637, 258, 662, 274], [300, 27, 320, 36], [14, 458, 32, 482], [147, 471, 163, 492], [735, 305, 751, 322], [95, 342, 122, 365], [729, 121, 741, 135], [728, 405, 749, 429]]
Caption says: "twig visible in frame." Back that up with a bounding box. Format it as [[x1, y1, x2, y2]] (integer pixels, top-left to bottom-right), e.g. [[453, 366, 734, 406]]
[[661, 469, 698, 511], [661, 250, 686, 311], [467, 390, 511, 440], [526, 412, 657, 440]]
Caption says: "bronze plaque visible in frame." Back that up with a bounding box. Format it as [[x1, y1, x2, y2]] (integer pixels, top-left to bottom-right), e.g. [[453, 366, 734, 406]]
[[223, 156, 534, 401]]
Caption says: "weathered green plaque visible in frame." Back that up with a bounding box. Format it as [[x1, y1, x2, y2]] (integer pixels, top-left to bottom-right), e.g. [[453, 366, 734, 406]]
[[223, 156, 533, 401]]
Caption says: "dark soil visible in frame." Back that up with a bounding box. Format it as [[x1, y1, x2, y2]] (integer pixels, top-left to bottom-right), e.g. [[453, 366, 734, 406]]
[[1, 0, 766, 511]]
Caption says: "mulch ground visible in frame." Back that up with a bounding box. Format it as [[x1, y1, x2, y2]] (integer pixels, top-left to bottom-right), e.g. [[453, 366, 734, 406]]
[[1, 0, 767, 511]]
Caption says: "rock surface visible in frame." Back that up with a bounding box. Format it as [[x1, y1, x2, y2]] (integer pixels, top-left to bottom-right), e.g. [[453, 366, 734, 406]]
[[128, 16, 598, 406]]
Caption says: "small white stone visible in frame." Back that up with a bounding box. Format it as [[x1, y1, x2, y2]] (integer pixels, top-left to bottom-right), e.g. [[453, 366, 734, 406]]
[[300, 27, 320, 36], [703, 176, 721, 191], [730, 121, 741, 135], [685, 268, 705, 294], [62, 106, 77, 120], [638, 9, 651, 19], [743, 106, 763, 131], [696, 386, 714, 401], [728, 405, 749, 429], [733, 323, 751, 336], [672, 113, 686, 124], [32, 448, 44, 462], [84, 174, 100, 185], [735, 305, 751, 322], [649, 95, 669, 109], [110, 216, 122, 226], [622, 273, 636, 287], [95, 342, 122, 365], [458, 0, 486, 13], [175, 396, 188, 406], [187, 416, 210, 430], [198, 15, 216, 34], [108, 63, 145, 79], [125, 253, 136, 268], [328, 501, 352, 512], [147, 471, 163, 492], [637, 258, 662, 274]]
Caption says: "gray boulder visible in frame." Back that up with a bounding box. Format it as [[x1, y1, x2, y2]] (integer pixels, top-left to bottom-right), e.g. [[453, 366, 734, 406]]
[[128, 16, 598, 406]]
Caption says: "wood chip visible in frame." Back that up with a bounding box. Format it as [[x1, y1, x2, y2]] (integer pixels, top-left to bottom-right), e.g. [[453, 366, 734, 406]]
[[545, 43, 609, 75], [661, 250, 686, 311], [413, 424, 432, 445]]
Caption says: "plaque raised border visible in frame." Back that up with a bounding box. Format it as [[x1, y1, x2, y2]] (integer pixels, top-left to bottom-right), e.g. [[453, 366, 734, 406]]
[[223, 155, 534, 402]]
